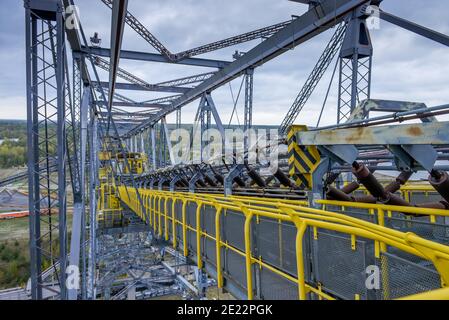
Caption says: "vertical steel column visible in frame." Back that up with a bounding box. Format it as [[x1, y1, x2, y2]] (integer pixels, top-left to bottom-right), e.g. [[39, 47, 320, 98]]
[[56, 5, 68, 299], [244, 69, 254, 154], [197, 95, 207, 162], [88, 113, 98, 300], [159, 122, 166, 167], [72, 57, 87, 299], [137, 132, 141, 152], [25, 2, 41, 300], [205, 93, 225, 156], [150, 126, 157, 170], [146, 131, 150, 168], [162, 117, 175, 165], [25, 0, 69, 299], [140, 131, 145, 154], [206, 109, 212, 130], [68, 85, 90, 300], [195, 93, 225, 162], [176, 109, 182, 129], [337, 12, 373, 123], [79, 86, 89, 300]]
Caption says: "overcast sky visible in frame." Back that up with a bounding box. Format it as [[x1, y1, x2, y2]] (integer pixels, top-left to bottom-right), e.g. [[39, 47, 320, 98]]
[[1, 0, 449, 127]]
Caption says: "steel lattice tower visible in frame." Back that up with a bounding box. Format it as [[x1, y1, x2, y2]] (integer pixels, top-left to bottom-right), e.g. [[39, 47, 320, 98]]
[[337, 11, 373, 123]]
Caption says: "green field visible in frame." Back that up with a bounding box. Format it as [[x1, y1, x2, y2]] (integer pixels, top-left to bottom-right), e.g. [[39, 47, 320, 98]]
[[0, 214, 73, 289], [0, 218, 30, 241], [0, 239, 30, 289]]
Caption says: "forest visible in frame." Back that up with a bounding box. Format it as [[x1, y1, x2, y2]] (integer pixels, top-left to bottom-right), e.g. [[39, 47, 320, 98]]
[[0, 120, 27, 169]]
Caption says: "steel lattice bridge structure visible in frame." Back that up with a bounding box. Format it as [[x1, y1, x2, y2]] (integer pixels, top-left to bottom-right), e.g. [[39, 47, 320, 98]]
[[9, 0, 449, 300]]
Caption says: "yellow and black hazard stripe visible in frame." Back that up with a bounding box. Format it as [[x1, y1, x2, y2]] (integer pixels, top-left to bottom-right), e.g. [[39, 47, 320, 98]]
[[288, 125, 321, 189]]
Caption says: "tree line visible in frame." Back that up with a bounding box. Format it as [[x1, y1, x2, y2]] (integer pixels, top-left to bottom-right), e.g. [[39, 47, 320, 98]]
[[0, 121, 27, 169]]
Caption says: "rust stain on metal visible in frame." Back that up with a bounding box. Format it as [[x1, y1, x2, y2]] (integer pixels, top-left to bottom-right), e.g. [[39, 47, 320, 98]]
[[407, 126, 423, 136], [345, 127, 365, 143]]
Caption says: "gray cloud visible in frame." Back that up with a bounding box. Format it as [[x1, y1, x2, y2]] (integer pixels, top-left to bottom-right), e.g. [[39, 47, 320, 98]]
[[1, 0, 448, 126]]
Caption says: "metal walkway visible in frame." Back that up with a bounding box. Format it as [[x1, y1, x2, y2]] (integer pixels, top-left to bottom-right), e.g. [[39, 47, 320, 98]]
[[118, 186, 449, 300]]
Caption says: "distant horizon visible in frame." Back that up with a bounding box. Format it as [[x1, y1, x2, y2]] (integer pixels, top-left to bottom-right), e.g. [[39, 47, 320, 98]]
[[0, 119, 281, 127]]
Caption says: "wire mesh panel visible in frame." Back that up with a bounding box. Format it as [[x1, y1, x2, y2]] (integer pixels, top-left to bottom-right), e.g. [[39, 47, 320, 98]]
[[167, 198, 176, 241], [223, 249, 248, 292], [312, 230, 368, 300], [386, 213, 449, 246], [186, 202, 197, 229], [280, 222, 299, 277], [153, 196, 159, 228], [325, 205, 375, 223], [176, 224, 183, 248], [146, 196, 151, 222], [186, 202, 197, 253], [253, 218, 300, 277], [188, 229, 197, 254], [376, 252, 442, 300], [409, 192, 442, 204], [258, 267, 298, 300], [222, 210, 246, 251], [165, 198, 173, 236], [159, 198, 166, 234], [202, 205, 216, 236], [254, 217, 280, 267], [202, 237, 217, 267], [175, 200, 183, 248], [175, 200, 183, 221]]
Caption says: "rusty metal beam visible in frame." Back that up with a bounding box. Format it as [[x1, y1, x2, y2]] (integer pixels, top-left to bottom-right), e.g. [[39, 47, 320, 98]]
[[296, 121, 449, 145]]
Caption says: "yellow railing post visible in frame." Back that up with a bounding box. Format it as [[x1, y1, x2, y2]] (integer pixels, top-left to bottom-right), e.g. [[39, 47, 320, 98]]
[[196, 201, 203, 270], [149, 193, 153, 228], [377, 209, 387, 253], [295, 220, 308, 300], [172, 198, 177, 248], [243, 209, 254, 300], [154, 195, 159, 234], [165, 197, 170, 241], [160, 196, 164, 237], [182, 200, 188, 257], [215, 206, 224, 288]]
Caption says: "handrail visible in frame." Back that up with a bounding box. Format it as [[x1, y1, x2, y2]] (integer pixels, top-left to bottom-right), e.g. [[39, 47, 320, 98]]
[[117, 186, 449, 300], [318, 200, 449, 217], [398, 287, 449, 300]]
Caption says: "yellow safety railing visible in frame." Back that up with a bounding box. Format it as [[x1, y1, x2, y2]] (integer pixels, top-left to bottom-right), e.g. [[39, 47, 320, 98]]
[[398, 287, 449, 300], [318, 199, 449, 229], [356, 184, 439, 203], [117, 186, 449, 301]]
